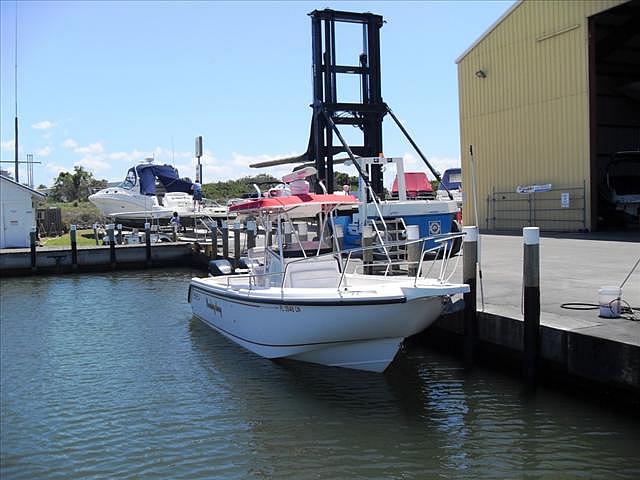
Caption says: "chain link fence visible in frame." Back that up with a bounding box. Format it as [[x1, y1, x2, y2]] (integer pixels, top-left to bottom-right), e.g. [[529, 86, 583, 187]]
[[487, 183, 587, 231]]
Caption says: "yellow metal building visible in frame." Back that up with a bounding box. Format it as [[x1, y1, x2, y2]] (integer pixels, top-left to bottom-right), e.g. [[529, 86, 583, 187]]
[[457, 0, 638, 231]]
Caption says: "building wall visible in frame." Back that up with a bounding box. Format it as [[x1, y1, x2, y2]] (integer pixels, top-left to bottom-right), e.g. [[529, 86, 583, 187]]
[[457, 0, 626, 231], [0, 178, 39, 249]]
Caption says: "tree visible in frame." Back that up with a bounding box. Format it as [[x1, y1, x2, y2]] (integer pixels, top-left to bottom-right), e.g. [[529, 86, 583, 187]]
[[51, 166, 106, 202], [334, 172, 359, 193]]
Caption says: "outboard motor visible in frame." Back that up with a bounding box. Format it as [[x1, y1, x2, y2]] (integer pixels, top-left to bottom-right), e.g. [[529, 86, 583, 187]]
[[208, 259, 233, 276]]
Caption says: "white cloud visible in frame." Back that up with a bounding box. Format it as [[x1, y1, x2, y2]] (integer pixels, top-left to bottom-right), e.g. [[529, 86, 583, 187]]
[[74, 142, 104, 155], [32, 120, 55, 130], [45, 162, 70, 175], [62, 138, 78, 149], [36, 146, 53, 157], [1, 139, 15, 150], [75, 156, 110, 172]]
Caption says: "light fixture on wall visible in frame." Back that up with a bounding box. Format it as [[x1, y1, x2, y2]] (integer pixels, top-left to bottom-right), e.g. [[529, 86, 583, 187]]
[[475, 69, 487, 79]]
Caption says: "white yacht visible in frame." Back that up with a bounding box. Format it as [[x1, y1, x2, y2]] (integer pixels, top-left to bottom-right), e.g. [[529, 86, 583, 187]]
[[89, 159, 229, 226]]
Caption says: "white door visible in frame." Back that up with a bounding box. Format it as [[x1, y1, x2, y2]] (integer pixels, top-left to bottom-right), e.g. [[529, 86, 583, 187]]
[[2, 202, 27, 248]]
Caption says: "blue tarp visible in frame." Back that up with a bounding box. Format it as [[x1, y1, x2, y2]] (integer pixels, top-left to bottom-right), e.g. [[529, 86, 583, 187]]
[[133, 164, 194, 196]]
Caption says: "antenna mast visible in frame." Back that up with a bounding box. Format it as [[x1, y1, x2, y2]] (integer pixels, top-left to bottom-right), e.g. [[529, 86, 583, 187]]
[[14, 0, 19, 182]]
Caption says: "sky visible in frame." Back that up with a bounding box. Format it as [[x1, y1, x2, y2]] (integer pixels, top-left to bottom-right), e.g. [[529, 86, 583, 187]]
[[0, 0, 513, 188]]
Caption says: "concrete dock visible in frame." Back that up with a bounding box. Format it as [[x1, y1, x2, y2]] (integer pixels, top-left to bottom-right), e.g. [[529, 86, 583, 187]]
[[422, 231, 640, 396]]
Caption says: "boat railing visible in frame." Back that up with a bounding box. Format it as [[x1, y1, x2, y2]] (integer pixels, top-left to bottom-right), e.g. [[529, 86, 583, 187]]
[[218, 231, 465, 292]]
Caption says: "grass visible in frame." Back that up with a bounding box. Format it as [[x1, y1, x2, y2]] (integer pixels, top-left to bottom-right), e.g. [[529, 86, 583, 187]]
[[41, 229, 100, 247]]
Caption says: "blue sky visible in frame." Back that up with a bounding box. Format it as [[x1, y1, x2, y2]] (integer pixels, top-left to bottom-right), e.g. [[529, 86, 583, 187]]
[[0, 0, 513, 188]]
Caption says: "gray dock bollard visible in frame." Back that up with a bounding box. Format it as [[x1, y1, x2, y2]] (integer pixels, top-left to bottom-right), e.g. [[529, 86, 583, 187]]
[[463, 226, 478, 365], [406, 225, 420, 276], [144, 222, 152, 267], [233, 221, 241, 264], [70, 224, 78, 270], [523, 227, 540, 385], [30, 226, 37, 271], [362, 224, 374, 275], [284, 221, 293, 245], [221, 221, 229, 259], [246, 220, 256, 250], [107, 224, 116, 269], [116, 224, 123, 245]]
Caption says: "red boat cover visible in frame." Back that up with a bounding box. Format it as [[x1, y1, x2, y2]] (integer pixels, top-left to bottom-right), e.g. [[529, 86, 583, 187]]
[[392, 172, 433, 197], [229, 193, 359, 215]]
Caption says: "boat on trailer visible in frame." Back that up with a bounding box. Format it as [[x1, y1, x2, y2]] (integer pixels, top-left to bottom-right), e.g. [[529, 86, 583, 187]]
[[188, 169, 468, 372]]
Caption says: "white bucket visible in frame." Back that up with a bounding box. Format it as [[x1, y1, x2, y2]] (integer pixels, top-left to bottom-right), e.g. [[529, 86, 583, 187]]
[[598, 286, 621, 318]]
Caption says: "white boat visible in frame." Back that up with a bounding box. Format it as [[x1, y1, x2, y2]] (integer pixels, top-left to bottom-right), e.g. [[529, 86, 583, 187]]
[[89, 159, 230, 226], [188, 170, 468, 372]]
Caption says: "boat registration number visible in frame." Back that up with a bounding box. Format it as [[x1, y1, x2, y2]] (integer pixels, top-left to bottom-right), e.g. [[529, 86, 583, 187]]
[[280, 305, 301, 313]]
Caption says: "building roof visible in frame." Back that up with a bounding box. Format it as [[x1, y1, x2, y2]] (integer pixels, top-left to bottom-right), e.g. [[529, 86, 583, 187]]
[[455, 0, 522, 64], [0, 174, 46, 198]]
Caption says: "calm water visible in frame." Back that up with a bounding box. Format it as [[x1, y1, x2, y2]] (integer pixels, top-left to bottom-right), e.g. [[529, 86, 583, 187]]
[[1, 269, 639, 479]]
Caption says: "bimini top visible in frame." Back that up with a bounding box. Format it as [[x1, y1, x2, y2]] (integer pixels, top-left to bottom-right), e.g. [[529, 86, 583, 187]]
[[125, 163, 194, 196], [230, 193, 359, 217]]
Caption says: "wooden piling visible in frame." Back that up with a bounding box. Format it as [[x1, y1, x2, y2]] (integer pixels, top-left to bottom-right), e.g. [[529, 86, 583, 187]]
[[30, 227, 37, 271], [211, 222, 218, 259], [70, 224, 78, 270], [463, 226, 478, 365], [221, 221, 229, 259], [144, 222, 152, 267], [233, 221, 241, 264], [93, 223, 100, 245], [116, 224, 123, 245], [362, 224, 373, 275], [523, 227, 540, 386], [297, 222, 308, 242], [107, 224, 116, 269], [246, 220, 256, 250]]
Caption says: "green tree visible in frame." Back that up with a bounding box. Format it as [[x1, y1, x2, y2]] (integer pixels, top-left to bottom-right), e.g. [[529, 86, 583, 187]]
[[51, 166, 106, 202]]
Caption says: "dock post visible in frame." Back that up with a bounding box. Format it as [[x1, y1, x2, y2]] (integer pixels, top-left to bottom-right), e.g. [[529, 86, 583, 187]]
[[463, 226, 478, 365], [284, 221, 293, 245], [211, 222, 218, 259], [246, 220, 256, 250], [267, 222, 273, 247], [221, 221, 229, 259], [93, 223, 100, 245], [233, 221, 241, 265], [116, 224, 123, 245], [406, 225, 420, 276], [70, 224, 78, 270], [362, 224, 374, 275], [297, 222, 308, 242], [523, 227, 540, 386], [107, 224, 116, 269], [144, 222, 152, 267], [30, 226, 37, 272]]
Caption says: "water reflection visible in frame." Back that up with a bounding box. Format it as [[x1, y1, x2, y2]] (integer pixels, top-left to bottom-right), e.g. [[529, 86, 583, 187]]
[[2, 271, 639, 480]]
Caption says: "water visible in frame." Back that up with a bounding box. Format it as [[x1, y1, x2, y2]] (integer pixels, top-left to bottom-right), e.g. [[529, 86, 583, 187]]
[[2, 269, 639, 479]]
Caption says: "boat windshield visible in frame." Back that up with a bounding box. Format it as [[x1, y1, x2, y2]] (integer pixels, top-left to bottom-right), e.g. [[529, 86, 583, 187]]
[[118, 168, 137, 190]]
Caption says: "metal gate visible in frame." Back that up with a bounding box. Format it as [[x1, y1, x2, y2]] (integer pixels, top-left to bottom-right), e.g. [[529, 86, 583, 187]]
[[487, 183, 587, 231]]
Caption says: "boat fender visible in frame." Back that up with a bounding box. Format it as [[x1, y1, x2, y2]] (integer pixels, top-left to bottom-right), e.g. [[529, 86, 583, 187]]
[[208, 259, 233, 276]]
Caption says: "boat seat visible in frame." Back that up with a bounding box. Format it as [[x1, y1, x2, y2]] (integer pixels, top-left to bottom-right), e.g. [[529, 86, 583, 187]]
[[283, 255, 341, 289]]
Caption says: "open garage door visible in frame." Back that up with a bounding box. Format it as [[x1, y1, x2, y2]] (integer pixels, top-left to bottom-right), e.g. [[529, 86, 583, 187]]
[[589, 0, 640, 230]]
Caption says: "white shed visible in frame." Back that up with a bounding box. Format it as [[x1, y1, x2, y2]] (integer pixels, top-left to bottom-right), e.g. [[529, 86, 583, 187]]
[[1, 175, 46, 249]]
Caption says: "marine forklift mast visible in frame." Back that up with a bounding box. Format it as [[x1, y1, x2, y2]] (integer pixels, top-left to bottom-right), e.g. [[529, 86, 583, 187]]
[[309, 9, 386, 197]]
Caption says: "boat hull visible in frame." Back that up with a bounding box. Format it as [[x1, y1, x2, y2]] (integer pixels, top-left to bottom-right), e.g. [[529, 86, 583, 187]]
[[189, 279, 456, 372]]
